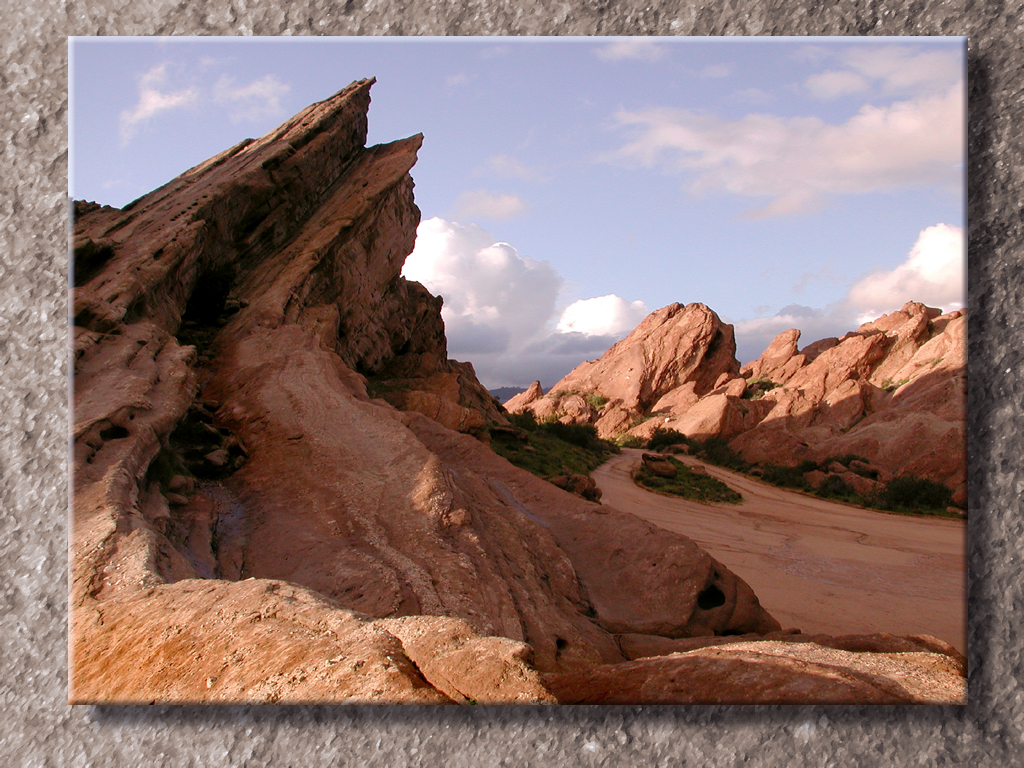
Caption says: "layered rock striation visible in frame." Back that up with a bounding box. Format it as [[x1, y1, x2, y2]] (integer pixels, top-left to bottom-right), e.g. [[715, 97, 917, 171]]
[[71, 80, 964, 704]]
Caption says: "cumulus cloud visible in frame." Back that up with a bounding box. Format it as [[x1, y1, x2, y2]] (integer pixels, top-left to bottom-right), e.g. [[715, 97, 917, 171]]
[[595, 39, 666, 62], [556, 295, 649, 337], [402, 217, 649, 388], [452, 189, 528, 221], [119, 64, 197, 144], [213, 74, 289, 122], [605, 84, 964, 217], [402, 218, 561, 357], [846, 223, 965, 321], [732, 223, 965, 363]]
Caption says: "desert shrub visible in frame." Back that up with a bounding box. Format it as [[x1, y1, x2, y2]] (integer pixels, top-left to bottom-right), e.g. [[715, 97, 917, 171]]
[[815, 474, 855, 499], [633, 456, 743, 504], [826, 453, 871, 468], [584, 393, 608, 409], [796, 459, 820, 474], [508, 410, 539, 432], [490, 419, 617, 479], [761, 463, 810, 490], [541, 421, 601, 450], [617, 435, 646, 448], [646, 428, 691, 452], [690, 437, 750, 472], [880, 476, 952, 512], [741, 378, 780, 400]]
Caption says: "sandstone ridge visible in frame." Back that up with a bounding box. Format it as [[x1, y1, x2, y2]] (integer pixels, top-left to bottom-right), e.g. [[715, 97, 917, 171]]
[[507, 301, 966, 503], [71, 81, 964, 704]]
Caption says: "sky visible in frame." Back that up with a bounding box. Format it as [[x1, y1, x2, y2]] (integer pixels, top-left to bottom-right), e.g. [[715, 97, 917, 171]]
[[71, 37, 966, 390]]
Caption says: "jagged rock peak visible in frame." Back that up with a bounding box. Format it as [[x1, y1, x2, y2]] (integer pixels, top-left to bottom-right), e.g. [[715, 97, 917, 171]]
[[517, 302, 740, 439], [504, 381, 544, 412]]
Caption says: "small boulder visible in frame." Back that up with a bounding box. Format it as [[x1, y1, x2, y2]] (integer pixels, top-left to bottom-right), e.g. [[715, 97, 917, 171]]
[[204, 448, 230, 468], [167, 475, 194, 494], [642, 454, 678, 479], [166, 492, 190, 507]]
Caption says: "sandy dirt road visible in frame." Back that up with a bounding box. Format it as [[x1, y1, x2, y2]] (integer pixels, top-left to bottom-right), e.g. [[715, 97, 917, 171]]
[[593, 450, 967, 652]]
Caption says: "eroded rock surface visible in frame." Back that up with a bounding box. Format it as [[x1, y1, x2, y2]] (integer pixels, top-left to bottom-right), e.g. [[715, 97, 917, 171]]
[[71, 82, 964, 705]]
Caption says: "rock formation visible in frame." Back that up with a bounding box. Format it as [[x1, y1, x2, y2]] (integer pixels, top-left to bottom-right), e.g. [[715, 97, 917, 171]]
[[729, 302, 967, 502], [508, 303, 740, 439], [510, 299, 966, 502], [71, 80, 964, 704]]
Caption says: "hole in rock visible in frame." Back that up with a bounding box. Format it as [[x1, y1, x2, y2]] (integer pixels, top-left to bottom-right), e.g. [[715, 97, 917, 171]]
[[177, 264, 237, 356], [555, 637, 569, 651], [696, 584, 726, 610], [99, 425, 130, 441]]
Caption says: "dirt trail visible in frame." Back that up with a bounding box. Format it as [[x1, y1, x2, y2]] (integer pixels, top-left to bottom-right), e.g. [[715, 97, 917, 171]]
[[593, 450, 966, 652]]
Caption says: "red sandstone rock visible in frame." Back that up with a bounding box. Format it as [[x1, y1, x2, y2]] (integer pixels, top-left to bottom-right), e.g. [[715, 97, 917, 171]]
[[71, 81, 794, 704], [519, 303, 739, 437], [504, 380, 543, 413]]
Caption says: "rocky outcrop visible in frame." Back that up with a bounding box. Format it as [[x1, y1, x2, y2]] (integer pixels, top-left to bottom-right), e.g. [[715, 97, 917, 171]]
[[728, 303, 966, 496], [522, 296, 965, 497], [72, 81, 815, 705], [503, 380, 543, 412], [544, 635, 966, 704], [509, 303, 740, 439]]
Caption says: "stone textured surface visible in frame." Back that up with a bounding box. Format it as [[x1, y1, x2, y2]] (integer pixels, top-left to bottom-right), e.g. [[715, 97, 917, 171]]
[[0, 0, 1017, 765]]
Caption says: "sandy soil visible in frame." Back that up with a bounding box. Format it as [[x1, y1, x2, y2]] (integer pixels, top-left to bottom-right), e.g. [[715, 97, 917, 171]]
[[593, 450, 967, 652]]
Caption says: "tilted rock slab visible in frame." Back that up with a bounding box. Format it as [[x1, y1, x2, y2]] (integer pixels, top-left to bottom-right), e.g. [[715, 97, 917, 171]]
[[71, 80, 791, 704]]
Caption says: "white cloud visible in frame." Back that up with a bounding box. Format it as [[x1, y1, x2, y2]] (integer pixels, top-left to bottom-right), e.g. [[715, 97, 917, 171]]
[[445, 73, 469, 86], [804, 45, 962, 101], [846, 223, 965, 320], [840, 46, 963, 96], [452, 189, 528, 221], [402, 218, 561, 356], [479, 155, 547, 182], [606, 84, 964, 217], [595, 39, 666, 62], [805, 70, 869, 100], [402, 218, 650, 388], [556, 295, 649, 337], [119, 64, 197, 144], [732, 223, 965, 362], [213, 74, 289, 122]]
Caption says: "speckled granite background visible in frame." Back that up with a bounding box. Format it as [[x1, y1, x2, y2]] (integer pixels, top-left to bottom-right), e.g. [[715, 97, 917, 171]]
[[1, 1, 1016, 765]]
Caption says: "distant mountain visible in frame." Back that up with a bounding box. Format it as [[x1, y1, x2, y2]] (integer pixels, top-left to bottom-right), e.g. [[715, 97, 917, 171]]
[[489, 386, 527, 403]]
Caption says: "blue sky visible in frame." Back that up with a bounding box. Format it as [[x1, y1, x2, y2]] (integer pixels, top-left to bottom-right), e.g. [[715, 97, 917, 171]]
[[71, 37, 966, 389]]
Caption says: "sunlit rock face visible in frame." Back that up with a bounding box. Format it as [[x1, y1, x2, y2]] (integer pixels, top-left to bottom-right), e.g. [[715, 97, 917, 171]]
[[72, 80, 804, 705], [510, 298, 965, 500]]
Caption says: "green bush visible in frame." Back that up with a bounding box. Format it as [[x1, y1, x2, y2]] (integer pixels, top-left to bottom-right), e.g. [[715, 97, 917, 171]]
[[761, 463, 810, 490], [585, 393, 608, 409], [617, 435, 646, 448], [508, 410, 539, 432], [826, 453, 871, 468], [689, 437, 750, 472], [541, 421, 602, 450], [880, 476, 952, 512], [815, 474, 855, 499], [646, 428, 690, 452], [634, 456, 743, 504], [796, 459, 820, 474], [742, 378, 779, 400]]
